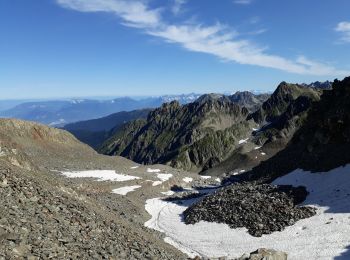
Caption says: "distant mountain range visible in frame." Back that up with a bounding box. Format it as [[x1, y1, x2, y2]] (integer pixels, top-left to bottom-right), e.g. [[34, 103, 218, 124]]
[[0, 94, 202, 126], [97, 82, 326, 173]]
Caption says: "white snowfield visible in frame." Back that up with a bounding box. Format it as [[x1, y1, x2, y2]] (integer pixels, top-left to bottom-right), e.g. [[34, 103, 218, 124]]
[[130, 166, 139, 169], [183, 177, 193, 183], [112, 185, 141, 195], [61, 170, 140, 182], [145, 165, 350, 259], [200, 176, 212, 179]]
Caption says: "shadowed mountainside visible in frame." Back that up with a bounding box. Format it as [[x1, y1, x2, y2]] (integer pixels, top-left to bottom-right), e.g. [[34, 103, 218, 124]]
[[244, 77, 350, 183]]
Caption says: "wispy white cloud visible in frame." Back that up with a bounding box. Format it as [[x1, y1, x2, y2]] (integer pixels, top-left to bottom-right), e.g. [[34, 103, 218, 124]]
[[335, 21, 350, 43], [56, 0, 161, 28], [172, 0, 187, 15], [56, 0, 349, 77], [233, 0, 253, 5]]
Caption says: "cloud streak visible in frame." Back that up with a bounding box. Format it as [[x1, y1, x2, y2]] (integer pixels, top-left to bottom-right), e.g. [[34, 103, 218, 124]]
[[335, 21, 350, 43], [56, 0, 349, 77], [233, 0, 253, 5]]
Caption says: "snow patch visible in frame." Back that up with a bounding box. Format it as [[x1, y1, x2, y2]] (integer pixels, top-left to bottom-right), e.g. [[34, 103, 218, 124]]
[[152, 181, 163, 186], [161, 191, 175, 196], [144, 165, 350, 259], [183, 177, 193, 183], [156, 173, 173, 182], [61, 170, 140, 182], [130, 166, 139, 169], [200, 176, 212, 179], [261, 152, 266, 156], [254, 146, 262, 150], [238, 138, 249, 144], [147, 168, 161, 173], [112, 185, 141, 195]]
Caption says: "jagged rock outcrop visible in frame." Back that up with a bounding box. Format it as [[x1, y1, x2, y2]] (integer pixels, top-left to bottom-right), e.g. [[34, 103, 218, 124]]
[[228, 91, 270, 112], [100, 97, 256, 172], [302, 80, 333, 90]]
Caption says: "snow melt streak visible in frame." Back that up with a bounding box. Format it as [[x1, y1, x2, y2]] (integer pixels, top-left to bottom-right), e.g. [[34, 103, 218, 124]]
[[145, 165, 350, 259]]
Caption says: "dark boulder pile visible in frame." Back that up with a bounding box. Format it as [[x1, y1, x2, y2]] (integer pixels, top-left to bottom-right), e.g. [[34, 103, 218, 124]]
[[183, 182, 316, 237]]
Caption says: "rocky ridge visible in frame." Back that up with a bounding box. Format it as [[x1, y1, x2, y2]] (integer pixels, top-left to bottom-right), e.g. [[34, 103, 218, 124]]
[[99, 97, 256, 172], [201, 82, 323, 176], [245, 76, 350, 183]]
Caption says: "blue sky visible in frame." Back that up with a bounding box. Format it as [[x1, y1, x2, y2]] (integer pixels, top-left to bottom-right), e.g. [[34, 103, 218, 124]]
[[1, 0, 350, 99]]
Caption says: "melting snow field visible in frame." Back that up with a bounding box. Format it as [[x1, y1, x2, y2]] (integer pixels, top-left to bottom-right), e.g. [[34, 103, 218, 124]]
[[112, 185, 142, 195], [145, 165, 350, 259], [61, 170, 140, 182]]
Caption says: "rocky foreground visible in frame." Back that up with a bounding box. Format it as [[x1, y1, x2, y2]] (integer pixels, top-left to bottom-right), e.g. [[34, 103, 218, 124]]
[[0, 163, 186, 259], [184, 182, 316, 237]]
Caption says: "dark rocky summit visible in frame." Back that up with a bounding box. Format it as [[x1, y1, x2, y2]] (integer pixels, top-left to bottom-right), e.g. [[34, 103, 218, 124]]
[[184, 182, 316, 237], [245, 76, 350, 183], [248, 82, 322, 125]]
